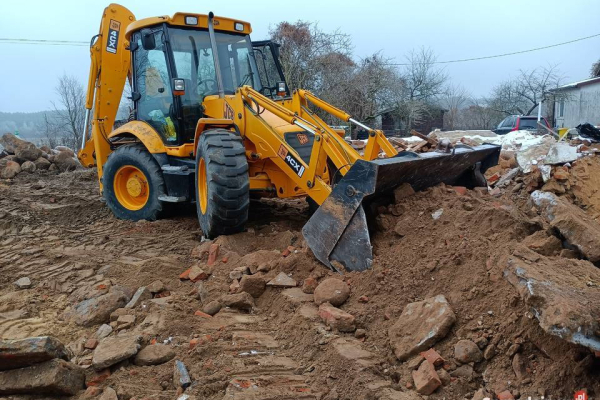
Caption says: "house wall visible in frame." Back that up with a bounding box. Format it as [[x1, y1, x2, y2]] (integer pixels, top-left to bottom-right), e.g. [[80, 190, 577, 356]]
[[555, 83, 600, 128]]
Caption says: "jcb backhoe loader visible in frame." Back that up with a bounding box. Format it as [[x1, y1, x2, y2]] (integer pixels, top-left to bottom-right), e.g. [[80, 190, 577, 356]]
[[79, 4, 500, 272]]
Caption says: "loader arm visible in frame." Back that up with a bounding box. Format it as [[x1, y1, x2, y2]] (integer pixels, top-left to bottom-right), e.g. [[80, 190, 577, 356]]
[[78, 3, 135, 189]]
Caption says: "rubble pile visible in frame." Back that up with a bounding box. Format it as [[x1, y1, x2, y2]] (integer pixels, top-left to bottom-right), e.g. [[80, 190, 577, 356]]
[[0, 133, 80, 178], [0, 129, 599, 399]]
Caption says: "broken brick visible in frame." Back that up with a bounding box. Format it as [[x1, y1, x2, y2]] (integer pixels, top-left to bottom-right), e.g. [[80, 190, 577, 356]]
[[84, 338, 98, 350], [194, 310, 212, 318], [358, 295, 369, 303], [420, 348, 444, 367], [318, 303, 355, 332], [412, 360, 441, 395], [189, 265, 211, 282], [179, 269, 191, 280], [207, 244, 220, 266], [496, 390, 515, 400], [85, 368, 111, 386], [487, 173, 501, 185], [453, 186, 468, 196]]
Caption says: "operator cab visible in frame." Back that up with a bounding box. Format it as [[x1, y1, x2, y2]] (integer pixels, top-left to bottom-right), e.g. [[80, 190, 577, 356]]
[[127, 13, 289, 147]]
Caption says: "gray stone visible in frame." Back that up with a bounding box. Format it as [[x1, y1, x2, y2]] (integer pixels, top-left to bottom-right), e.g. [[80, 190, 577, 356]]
[[173, 360, 191, 389], [388, 295, 456, 361], [544, 142, 579, 165], [92, 335, 140, 370], [125, 286, 152, 309], [65, 291, 128, 327], [20, 161, 36, 173], [454, 339, 483, 364], [13, 277, 31, 289], [95, 324, 113, 339], [33, 157, 51, 170], [266, 272, 297, 288], [134, 344, 175, 366], [202, 300, 221, 316], [54, 151, 79, 172], [0, 336, 70, 371], [0, 359, 84, 395]]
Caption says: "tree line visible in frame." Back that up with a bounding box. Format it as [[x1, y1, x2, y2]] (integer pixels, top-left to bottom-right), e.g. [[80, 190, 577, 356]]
[[41, 21, 597, 147]]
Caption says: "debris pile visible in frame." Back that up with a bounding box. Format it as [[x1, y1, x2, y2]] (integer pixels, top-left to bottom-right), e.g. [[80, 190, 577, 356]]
[[0, 128, 599, 399], [0, 133, 80, 178]]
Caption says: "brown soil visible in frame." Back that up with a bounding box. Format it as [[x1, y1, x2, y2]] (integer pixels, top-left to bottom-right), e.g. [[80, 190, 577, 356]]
[[1, 164, 599, 400]]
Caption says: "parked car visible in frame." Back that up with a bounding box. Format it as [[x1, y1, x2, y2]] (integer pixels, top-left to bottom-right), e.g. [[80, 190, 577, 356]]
[[493, 115, 550, 135]]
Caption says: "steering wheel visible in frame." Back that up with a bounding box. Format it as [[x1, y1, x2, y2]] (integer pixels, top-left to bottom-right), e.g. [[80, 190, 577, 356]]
[[197, 79, 219, 96]]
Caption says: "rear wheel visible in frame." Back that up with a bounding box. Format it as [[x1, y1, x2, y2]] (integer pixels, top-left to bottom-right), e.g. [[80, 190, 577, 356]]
[[195, 129, 249, 238], [102, 144, 165, 220]]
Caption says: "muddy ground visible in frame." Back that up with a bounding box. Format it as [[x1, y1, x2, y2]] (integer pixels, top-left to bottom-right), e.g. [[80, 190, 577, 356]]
[[1, 158, 599, 400]]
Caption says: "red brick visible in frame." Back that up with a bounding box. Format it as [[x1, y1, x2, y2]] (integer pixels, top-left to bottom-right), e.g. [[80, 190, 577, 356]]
[[84, 338, 98, 350], [189, 265, 210, 282], [189, 338, 199, 349], [594, 350, 600, 358], [453, 186, 468, 196], [179, 268, 191, 280], [194, 310, 212, 318], [358, 295, 369, 303], [487, 173, 501, 184], [221, 256, 229, 263], [318, 303, 356, 332], [150, 338, 157, 345], [85, 369, 111, 386], [496, 390, 514, 400], [281, 246, 294, 257], [553, 169, 569, 181], [301, 277, 318, 294], [207, 244, 220, 266], [96, 284, 108, 290], [420, 348, 444, 367], [412, 360, 441, 395]]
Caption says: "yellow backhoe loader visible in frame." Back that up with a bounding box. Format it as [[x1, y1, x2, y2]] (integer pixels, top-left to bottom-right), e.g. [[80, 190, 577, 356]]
[[79, 4, 501, 272]]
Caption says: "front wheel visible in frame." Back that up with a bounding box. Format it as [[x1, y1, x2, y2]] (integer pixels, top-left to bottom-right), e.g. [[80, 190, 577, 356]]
[[102, 144, 165, 221], [195, 129, 249, 238]]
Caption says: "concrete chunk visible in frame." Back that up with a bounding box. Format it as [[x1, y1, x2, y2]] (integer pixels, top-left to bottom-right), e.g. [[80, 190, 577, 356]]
[[125, 286, 151, 309], [92, 335, 141, 370], [0, 336, 70, 371], [0, 359, 84, 395]]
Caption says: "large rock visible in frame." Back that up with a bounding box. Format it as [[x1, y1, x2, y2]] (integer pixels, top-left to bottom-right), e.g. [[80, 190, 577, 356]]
[[92, 335, 141, 370], [0, 160, 21, 179], [531, 190, 600, 262], [0, 133, 30, 154], [64, 291, 128, 327], [0, 336, 70, 371], [20, 160, 36, 173], [0, 359, 84, 395], [388, 295, 456, 361], [313, 278, 350, 306], [54, 151, 80, 172], [133, 344, 175, 366], [504, 246, 600, 352], [15, 143, 42, 162], [33, 157, 51, 170]]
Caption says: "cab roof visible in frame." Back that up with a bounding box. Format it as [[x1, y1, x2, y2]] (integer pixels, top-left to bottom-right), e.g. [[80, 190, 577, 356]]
[[125, 12, 252, 39]]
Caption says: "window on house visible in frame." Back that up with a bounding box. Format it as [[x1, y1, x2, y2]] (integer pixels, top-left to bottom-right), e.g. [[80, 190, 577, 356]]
[[558, 99, 565, 118]]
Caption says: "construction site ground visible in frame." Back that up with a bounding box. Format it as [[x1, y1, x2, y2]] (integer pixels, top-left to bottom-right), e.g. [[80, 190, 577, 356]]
[[1, 157, 600, 400]]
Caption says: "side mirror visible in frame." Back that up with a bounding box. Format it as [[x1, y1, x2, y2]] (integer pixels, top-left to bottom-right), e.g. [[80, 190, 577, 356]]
[[141, 32, 156, 50]]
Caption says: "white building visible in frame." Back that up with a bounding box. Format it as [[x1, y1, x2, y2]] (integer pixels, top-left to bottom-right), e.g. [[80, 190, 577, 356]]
[[551, 76, 600, 128]]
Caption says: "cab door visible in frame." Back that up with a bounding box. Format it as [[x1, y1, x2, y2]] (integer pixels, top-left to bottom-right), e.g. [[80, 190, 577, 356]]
[[252, 41, 289, 98]]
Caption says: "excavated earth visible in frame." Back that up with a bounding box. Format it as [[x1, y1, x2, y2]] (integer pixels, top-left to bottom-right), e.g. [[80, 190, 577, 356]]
[[1, 160, 600, 400]]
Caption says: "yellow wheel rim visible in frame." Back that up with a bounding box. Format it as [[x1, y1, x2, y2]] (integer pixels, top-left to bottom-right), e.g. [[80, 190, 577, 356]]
[[113, 165, 149, 211], [198, 158, 208, 214]]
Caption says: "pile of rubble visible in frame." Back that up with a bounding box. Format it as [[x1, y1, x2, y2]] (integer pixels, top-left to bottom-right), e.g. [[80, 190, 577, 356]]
[[0, 133, 80, 178]]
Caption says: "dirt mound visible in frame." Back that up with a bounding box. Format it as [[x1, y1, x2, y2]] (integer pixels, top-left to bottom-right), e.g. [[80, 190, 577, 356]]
[[1, 164, 599, 399]]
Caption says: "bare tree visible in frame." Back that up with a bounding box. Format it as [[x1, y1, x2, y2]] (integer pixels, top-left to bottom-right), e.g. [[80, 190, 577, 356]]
[[441, 84, 469, 130], [489, 65, 565, 116], [43, 74, 86, 149], [592, 59, 600, 77]]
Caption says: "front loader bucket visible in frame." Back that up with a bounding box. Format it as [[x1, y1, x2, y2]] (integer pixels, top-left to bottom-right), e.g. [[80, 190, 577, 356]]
[[302, 144, 501, 272]]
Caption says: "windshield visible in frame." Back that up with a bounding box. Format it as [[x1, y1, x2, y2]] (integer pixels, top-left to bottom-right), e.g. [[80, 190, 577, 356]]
[[168, 27, 262, 98], [518, 118, 541, 130]]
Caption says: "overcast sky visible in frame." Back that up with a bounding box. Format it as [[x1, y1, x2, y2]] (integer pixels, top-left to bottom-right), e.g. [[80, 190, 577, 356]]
[[1, 0, 598, 113]]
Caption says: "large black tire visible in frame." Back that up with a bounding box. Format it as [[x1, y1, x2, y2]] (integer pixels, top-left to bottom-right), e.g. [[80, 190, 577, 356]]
[[102, 144, 165, 221], [195, 129, 249, 238]]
